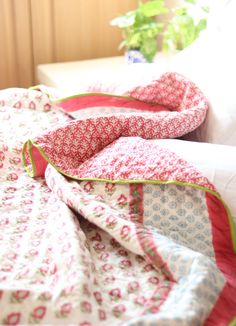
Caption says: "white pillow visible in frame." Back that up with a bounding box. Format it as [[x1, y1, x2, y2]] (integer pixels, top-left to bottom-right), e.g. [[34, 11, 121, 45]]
[[169, 0, 236, 145]]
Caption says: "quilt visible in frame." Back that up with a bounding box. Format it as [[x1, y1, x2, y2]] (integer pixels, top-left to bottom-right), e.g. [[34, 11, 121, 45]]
[[0, 73, 236, 326]]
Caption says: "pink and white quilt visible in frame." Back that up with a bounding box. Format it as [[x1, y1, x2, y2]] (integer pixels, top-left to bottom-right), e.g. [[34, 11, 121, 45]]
[[0, 73, 236, 325]]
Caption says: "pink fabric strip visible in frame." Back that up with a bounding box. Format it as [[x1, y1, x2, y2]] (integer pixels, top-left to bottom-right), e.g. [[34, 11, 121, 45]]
[[56, 94, 168, 113], [31, 146, 48, 177], [205, 192, 236, 325], [205, 284, 236, 326]]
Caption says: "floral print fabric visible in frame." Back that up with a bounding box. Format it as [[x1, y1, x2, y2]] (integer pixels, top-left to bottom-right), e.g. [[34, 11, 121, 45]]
[[0, 88, 236, 325]]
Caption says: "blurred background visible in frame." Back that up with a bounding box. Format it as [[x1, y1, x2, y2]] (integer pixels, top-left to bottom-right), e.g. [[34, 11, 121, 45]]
[[0, 0, 210, 89]]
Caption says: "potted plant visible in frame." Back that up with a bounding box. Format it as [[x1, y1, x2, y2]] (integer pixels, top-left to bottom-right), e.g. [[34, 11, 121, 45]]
[[110, 0, 168, 63], [163, 0, 209, 52]]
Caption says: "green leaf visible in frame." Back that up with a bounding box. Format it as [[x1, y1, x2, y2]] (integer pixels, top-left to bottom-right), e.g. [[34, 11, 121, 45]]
[[133, 9, 147, 28], [138, 21, 163, 32], [128, 32, 142, 48], [195, 18, 207, 37], [174, 7, 188, 16], [111, 0, 209, 56], [184, 0, 197, 4], [139, 0, 169, 17]]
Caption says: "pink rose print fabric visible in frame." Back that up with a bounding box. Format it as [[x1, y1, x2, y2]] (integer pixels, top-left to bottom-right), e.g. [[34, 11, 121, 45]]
[[44, 72, 208, 134], [0, 80, 236, 326]]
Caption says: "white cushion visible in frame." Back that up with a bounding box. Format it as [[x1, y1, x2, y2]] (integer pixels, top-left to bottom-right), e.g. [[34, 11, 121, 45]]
[[169, 0, 236, 145]]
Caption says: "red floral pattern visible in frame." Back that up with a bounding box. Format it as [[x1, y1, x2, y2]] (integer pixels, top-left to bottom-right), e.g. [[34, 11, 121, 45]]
[[31, 306, 47, 320], [0, 85, 235, 325], [4, 312, 21, 325], [12, 290, 30, 302], [23, 72, 208, 178]]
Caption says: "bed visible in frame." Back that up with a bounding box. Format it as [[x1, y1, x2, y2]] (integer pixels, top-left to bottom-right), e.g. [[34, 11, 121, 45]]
[[0, 1, 236, 325]]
